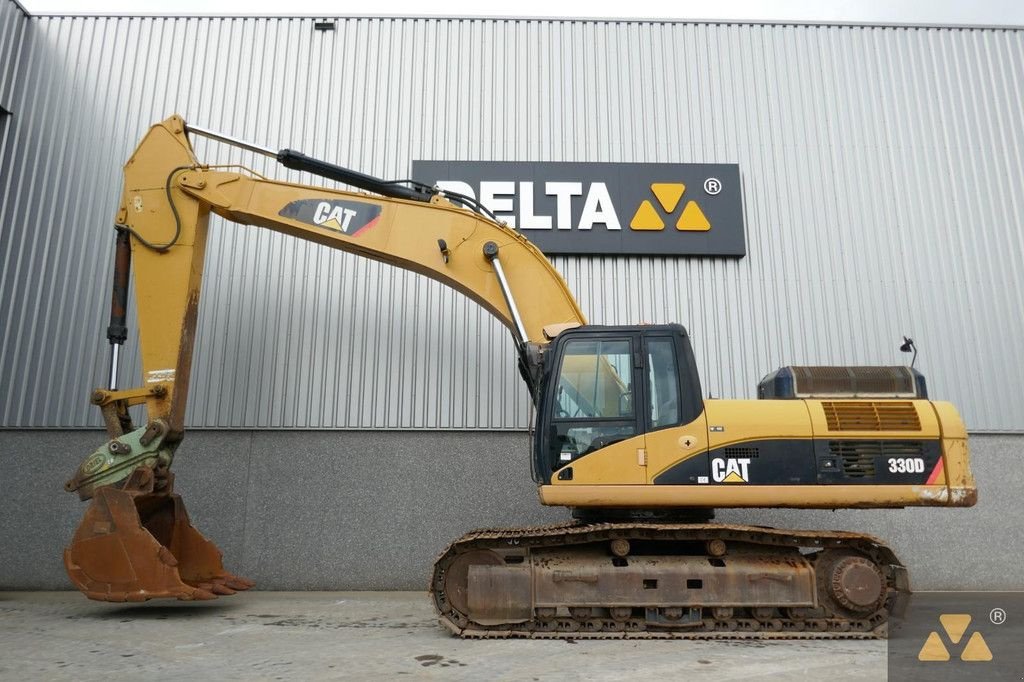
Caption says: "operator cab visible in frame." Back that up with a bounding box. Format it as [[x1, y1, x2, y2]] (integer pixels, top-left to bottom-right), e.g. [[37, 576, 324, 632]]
[[531, 324, 703, 484]]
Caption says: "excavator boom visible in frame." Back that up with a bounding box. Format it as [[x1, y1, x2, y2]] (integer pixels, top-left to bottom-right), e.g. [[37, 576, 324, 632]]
[[64, 115, 584, 601], [101, 116, 583, 436]]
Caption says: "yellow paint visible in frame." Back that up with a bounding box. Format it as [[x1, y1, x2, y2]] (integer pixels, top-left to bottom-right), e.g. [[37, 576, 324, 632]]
[[722, 471, 745, 483], [933, 401, 976, 493], [940, 438, 970, 490], [629, 200, 664, 230], [703, 400, 814, 452], [538, 483, 976, 508], [548, 396, 975, 511], [650, 182, 685, 212], [553, 433, 648, 485], [961, 631, 993, 661], [117, 118, 210, 432], [644, 413, 708, 484], [918, 615, 993, 662], [939, 614, 971, 644], [918, 631, 951, 661], [932, 401, 967, 439], [676, 200, 710, 231]]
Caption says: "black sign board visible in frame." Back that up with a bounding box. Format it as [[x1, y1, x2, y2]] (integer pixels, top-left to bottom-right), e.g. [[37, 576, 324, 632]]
[[411, 161, 745, 257]]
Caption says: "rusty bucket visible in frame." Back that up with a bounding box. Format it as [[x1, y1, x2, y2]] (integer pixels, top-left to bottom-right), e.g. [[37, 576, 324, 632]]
[[64, 466, 253, 602]]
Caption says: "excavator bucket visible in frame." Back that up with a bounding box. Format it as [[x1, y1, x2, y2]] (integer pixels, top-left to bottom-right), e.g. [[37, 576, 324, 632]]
[[65, 451, 253, 602], [64, 487, 253, 602]]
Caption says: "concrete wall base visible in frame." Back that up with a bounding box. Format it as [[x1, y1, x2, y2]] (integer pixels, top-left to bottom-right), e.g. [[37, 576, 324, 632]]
[[0, 430, 1014, 590]]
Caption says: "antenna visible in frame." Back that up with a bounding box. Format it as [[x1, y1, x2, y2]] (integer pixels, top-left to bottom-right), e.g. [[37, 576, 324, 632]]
[[899, 336, 918, 369]]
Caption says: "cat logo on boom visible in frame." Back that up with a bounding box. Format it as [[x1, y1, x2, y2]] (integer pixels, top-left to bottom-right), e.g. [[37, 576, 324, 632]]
[[711, 457, 750, 484], [313, 202, 358, 232], [277, 198, 383, 237]]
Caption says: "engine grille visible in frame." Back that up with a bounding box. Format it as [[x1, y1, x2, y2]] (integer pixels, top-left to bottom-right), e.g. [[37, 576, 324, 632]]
[[794, 366, 917, 396], [822, 401, 921, 431], [829, 440, 926, 478]]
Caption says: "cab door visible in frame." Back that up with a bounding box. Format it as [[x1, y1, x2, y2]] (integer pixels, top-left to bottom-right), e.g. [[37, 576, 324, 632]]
[[642, 334, 708, 483], [544, 332, 648, 484]]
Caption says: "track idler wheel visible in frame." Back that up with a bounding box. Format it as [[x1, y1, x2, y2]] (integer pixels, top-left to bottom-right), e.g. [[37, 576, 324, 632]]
[[817, 550, 886, 616], [64, 469, 253, 602]]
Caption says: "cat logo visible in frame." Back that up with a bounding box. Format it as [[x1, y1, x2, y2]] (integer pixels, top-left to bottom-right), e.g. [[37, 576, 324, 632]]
[[711, 457, 750, 484], [278, 198, 382, 237], [312, 202, 359, 232], [918, 614, 993, 662], [629, 182, 711, 232]]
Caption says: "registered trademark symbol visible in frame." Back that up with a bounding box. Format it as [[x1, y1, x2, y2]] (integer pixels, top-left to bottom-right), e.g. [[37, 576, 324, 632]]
[[990, 607, 1006, 625], [704, 177, 722, 195]]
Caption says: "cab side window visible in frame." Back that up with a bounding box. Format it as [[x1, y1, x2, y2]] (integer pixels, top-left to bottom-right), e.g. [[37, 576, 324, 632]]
[[647, 338, 680, 429]]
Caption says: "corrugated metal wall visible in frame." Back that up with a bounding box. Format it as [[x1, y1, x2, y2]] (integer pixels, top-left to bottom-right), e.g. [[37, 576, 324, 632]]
[[0, 0, 25, 106], [1, 8, 1022, 431], [0, 0, 26, 170]]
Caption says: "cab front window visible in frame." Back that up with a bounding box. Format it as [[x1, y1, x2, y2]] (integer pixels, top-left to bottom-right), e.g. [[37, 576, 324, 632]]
[[554, 339, 633, 419], [549, 338, 637, 468]]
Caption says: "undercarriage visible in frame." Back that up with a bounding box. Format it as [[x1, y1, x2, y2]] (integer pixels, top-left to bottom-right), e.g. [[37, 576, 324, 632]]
[[431, 521, 908, 639]]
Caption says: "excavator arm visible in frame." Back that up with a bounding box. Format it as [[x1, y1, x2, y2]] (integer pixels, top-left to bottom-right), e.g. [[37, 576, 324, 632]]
[[105, 115, 583, 437], [63, 115, 585, 601]]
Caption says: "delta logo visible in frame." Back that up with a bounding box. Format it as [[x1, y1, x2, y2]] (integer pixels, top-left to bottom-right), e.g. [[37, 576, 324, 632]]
[[918, 614, 993, 662], [411, 160, 745, 257], [629, 182, 712, 232], [427, 179, 715, 233]]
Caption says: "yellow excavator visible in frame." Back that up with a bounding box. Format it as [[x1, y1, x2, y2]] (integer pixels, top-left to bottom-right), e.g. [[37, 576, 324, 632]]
[[64, 116, 977, 638]]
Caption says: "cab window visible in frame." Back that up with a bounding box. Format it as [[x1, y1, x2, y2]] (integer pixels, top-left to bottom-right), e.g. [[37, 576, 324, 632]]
[[555, 339, 633, 419], [550, 338, 637, 467], [647, 338, 680, 429]]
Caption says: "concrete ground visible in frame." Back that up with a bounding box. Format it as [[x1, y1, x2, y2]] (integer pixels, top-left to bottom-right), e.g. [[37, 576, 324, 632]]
[[0, 591, 886, 681]]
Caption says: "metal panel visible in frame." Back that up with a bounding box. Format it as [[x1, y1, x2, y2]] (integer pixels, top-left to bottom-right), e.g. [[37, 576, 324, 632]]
[[0, 11, 1021, 431], [0, 0, 27, 111], [0, 0, 27, 181]]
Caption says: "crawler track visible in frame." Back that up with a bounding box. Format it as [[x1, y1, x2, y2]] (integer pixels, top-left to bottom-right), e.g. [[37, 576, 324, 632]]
[[430, 521, 909, 639]]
